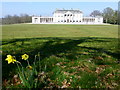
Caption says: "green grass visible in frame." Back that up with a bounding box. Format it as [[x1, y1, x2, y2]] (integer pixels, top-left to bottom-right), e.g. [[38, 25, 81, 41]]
[[2, 24, 120, 88], [2, 24, 118, 40]]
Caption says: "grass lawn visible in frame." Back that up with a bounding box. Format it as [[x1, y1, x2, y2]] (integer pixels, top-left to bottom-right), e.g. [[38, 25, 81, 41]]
[[2, 24, 118, 40], [1, 24, 120, 88]]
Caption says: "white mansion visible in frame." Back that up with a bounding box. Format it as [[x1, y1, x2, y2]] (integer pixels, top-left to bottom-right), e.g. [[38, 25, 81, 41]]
[[32, 9, 103, 24]]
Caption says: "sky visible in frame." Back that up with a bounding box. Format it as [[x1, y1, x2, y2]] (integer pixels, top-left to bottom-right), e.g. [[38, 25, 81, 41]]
[[2, 2, 118, 18]]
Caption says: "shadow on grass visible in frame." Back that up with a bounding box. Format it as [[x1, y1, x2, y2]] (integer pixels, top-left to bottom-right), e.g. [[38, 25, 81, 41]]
[[80, 46, 119, 61], [2, 37, 119, 81], [38, 38, 86, 60], [31, 37, 119, 60]]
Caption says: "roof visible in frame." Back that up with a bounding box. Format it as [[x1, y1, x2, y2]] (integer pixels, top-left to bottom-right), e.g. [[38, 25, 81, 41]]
[[54, 9, 82, 14]]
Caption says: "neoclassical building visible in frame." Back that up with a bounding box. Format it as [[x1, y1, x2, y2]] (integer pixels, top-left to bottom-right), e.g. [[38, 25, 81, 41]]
[[32, 9, 103, 24]]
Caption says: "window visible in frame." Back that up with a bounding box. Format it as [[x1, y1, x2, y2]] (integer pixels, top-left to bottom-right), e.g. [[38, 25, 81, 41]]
[[73, 20, 75, 22], [70, 20, 72, 22], [61, 20, 63, 22], [68, 14, 69, 16], [76, 20, 78, 22], [64, 20, 66, 22], [35, 18, 38, 22], [64, 14, 66, 16], [71, 14, 72, 16]]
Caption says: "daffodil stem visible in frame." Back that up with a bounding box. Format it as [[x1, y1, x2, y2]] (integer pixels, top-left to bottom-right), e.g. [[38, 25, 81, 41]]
[[19, 62, 23, 68], [16, 62, 27, 86], [19, 63, 24, 74], [16, 62, 24, 76], [38, 52, 41, 72], [27, 59, 30, 66], [34, 55, 37, 67], [16, 62, 21, 73]]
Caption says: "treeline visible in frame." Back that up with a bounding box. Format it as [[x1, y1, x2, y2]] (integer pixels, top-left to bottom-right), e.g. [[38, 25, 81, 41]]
[[2, 14, 32, 25], [90, 7, 119, 24]]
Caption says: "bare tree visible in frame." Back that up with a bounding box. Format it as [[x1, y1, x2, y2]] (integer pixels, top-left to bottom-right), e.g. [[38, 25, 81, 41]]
[[90, 10, 102, 17], [102, 7, 114, 23], [2, 14, 32, 25]]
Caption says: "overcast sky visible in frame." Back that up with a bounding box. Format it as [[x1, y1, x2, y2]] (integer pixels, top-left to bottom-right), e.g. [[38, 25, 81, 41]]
[[2, 2, 118, 17]]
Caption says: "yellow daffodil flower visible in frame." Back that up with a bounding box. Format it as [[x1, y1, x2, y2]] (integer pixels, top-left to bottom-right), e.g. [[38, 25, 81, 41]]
[[26, 65, 32, 70], [5, 55, 16, 64], [22, 54, 29, 60]]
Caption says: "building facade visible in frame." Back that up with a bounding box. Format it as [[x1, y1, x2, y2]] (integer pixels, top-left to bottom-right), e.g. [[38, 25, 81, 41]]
[[32, 9, 103, 24]]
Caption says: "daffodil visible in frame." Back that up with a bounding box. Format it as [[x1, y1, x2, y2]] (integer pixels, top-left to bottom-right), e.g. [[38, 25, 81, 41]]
[[5, 55, 16, 64], [26, 65, 33, 70], [22, 54, 29, 60]]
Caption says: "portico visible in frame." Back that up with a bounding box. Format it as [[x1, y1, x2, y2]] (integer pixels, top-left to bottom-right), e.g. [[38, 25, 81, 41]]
[[32, 17, 53, 23]]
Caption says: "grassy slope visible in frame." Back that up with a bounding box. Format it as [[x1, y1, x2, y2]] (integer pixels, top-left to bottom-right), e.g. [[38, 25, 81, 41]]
[[2, 24, 120, 88], [2, 24, 118, 40]]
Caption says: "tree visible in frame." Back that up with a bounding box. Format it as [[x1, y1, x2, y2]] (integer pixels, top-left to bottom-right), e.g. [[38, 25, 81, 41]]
[[90, 10, 102, 17], [118, 1, 120, 25], [12, 15, 20, 23], [20, 14, 27, 23], [4, 15, 13, 24], [118, 10, 120, 25], [111, 10, 118, 24], [102, 7, 114, 23], [2, 14, 32, 25], [20, 14, 32, 23]]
